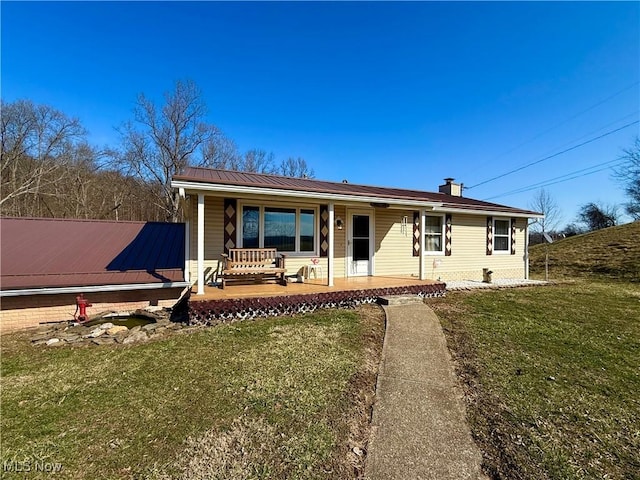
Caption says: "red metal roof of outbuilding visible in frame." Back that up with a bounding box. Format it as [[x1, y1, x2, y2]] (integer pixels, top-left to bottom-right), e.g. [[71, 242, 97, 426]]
[[0, 218, 185, 291]]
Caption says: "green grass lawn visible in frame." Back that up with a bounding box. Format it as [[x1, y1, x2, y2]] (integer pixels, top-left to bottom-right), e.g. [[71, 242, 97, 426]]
[[432, 281, 640, 479], [0, 306, 384, 479]]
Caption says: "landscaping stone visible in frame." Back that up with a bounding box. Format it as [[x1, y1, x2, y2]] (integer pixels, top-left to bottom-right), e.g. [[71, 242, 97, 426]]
[[27, 306, 187, 348], [59, 334, 81, 343], [86, 328, 106, 338], [102, 311, 132, 319], [122, 331, 148, 344], [107, 325, 128, 335], [113, 331, 129, 344], [134, 309, 163, 322], [30, 333, 51, 343]]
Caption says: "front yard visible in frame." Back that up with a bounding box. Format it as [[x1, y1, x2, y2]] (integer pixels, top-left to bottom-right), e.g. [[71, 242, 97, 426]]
[[432, 280, 640, 479], [0, 306, 384, 479]]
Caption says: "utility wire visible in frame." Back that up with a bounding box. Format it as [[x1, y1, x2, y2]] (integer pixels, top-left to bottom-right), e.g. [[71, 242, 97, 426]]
[[483, 158, 626, 200], [466, 120, 639, 190], [472, 80, 640, 170], [525, 111, 638, 159]]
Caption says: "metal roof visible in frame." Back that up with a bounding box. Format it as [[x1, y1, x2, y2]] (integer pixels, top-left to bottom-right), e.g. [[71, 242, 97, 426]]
[[173, 167, 541, 216], [0, 218, 185, 291]]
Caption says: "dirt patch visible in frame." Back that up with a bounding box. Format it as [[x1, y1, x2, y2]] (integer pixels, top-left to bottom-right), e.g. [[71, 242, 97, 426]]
[[339, 304, 385, 478]]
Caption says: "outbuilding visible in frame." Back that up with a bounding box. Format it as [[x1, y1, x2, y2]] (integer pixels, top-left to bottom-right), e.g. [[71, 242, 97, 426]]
[[0, 218, 188, 332]]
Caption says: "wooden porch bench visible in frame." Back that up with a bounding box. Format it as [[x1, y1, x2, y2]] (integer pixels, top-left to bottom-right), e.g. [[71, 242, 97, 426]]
[[220, 248, 287, 289]]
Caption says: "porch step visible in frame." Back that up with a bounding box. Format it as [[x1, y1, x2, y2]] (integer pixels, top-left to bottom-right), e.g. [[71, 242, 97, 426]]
[[377, 295, 424, 306]]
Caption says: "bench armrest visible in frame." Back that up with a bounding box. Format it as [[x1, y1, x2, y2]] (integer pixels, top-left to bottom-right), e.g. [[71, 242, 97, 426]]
[[277, 253, 286, 269]]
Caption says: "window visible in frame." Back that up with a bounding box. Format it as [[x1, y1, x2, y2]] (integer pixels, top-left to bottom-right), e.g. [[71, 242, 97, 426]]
[[299, 209, 315, 252], [240, 205, 316, 254], [493, 218, 510, 252], [242, 206, 260, 248], [264, 207, 296, 251], [424, 215, 444, 253]]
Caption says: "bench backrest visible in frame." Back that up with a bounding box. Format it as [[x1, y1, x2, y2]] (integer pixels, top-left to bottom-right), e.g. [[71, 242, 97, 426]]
[[227, 248, 279, 269]]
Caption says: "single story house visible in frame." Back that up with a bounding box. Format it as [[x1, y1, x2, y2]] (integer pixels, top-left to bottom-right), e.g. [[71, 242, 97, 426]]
[[171, 168, 542, 295], [0, 218, 188, 332]]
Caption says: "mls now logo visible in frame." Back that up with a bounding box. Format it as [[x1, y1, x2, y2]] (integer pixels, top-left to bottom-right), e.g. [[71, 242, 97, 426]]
[[3, 459, 63, 473]]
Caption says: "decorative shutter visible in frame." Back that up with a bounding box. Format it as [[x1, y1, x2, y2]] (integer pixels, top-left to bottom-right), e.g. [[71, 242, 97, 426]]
[[224, 198, 237, 253], [445, 214, 452, 256], [413, 211, 420, 256], [511, 218, 517, 255], [320, 205, 329, 257], [486, 216, 493, 256]]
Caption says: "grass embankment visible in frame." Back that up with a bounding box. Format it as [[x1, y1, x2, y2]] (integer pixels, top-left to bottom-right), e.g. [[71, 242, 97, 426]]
[[1, 306, 384, 479], [529, 221, 640, 281], [434, 221, 640, 480]]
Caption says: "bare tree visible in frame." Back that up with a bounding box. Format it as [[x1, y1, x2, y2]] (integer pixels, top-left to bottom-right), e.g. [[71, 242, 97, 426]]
[[238, 149, 276, 174], [613, 137, 640, 220], [1, 100, 86, 211], [200, 133, 240, 170], [529, 188, 562, 237], [116, 80, 227, 222], [279, 157, 315, 178], [578, 202, 620, 231]]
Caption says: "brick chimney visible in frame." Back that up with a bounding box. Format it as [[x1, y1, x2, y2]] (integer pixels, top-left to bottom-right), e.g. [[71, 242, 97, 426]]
[[439, 178, 462, 197]]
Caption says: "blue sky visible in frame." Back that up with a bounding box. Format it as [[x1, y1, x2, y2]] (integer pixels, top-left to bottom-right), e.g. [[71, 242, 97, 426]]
[[3, 1, 639, 226]]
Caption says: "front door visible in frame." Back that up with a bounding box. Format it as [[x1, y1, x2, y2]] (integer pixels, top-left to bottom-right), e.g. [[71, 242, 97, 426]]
[[349, 213, 372, 276]]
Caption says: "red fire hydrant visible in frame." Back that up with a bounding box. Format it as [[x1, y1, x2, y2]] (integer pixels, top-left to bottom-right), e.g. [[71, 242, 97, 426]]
[[75, 294, 92, 322]]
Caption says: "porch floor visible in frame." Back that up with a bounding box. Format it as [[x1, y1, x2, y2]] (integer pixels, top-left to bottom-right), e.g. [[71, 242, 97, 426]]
[[192, 275, 440, 301]]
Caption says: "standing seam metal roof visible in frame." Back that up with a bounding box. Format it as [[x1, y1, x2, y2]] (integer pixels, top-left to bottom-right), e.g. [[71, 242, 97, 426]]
[[173, 167, 540, 216], [1, 218, 185, 291]]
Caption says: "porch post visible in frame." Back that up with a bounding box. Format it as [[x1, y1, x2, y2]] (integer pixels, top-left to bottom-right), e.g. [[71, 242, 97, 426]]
[[197, 193, 205, 295], [419, 209, 426, 280], [524, 221, 529, 279], [328, 202, 335, 287], [184, 216, 190, 283]]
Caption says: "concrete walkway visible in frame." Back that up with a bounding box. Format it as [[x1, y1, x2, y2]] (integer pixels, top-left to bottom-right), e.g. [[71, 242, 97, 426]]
[[365, 299, 487, 480]]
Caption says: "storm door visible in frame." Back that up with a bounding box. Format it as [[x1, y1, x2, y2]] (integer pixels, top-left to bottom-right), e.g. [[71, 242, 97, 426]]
[[348, 213, 372, 276]]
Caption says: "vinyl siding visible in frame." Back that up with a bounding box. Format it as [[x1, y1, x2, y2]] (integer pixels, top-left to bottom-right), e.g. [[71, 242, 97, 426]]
[[334, 205, 347, 279], [189, 196, 333, 283], [374, 209, 419, 277], [188, 196, 224, 283], [189, 197, 527, 284], [421, 213, 526, 281]]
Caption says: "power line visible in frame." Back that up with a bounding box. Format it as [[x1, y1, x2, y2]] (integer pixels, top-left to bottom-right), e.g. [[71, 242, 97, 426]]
[[525, 111, 638, 159], [466, 120, 639, 190], [472, 80, 640, 170], [482, 158, 626, 200]]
